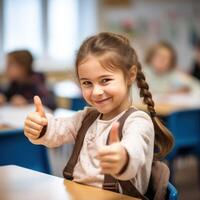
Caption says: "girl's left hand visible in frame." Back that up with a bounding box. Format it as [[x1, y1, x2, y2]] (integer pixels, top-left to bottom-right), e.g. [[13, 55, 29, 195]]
[[96, 122, 128, 175]]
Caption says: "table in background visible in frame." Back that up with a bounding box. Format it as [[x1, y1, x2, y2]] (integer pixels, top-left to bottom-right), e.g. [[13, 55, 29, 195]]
[[136, 93, 200, 116], [0, 104, 76, 177], [0, 104, 52, 128], [0, 165, 138, 200]]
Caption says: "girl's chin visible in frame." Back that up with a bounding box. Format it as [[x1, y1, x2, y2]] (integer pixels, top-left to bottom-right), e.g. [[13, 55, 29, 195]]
[[94, 106, 113, 115]]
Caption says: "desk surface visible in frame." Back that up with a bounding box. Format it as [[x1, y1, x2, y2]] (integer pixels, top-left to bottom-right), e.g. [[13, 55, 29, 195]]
[[136, 102, 194, 116], [135, 92, 200, 116], [0, 104, 52, 129], [0, 165, 138, 200]]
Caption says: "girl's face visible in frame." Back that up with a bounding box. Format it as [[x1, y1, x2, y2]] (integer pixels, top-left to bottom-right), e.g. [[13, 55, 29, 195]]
[[78, 55, 131, 120], [151, 47, 172, 74]]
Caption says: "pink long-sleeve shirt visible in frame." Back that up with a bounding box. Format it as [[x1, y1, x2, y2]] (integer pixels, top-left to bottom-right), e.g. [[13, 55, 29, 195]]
[[30, 107, 154, 194]]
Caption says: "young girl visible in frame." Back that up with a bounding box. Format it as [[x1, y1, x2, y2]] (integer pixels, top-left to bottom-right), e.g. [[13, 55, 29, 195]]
[[0, 50, 55, 109], [24, 32, 173, 198]]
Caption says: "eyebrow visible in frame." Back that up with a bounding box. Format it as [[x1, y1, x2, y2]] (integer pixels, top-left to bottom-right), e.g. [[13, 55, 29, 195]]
[[79, 75, 113, 81]]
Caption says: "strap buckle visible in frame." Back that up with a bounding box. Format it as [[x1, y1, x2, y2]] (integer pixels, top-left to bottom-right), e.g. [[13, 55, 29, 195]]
[[63, 171, 73, 180], [103, 182, 119, 192]]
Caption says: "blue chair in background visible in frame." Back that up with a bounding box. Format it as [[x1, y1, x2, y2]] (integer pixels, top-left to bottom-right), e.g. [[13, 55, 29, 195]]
[[167, 182, 178, 200], [0, 129, 51, 174], [70, 97, 87, 111], [166, 108, 200, 182], [53, 80, 87, 111]]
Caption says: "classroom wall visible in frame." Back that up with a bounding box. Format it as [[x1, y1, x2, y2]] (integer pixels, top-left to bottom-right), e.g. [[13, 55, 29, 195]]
[[98, 0, 200, 71]]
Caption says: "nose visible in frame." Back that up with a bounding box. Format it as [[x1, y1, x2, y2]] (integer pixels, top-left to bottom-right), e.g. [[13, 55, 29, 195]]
[[92, 85, 104, 96]]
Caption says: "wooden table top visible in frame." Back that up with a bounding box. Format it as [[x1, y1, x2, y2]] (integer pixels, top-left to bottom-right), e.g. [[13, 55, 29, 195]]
[[0, 165, 139, 200], [136, 102, 196, 116]]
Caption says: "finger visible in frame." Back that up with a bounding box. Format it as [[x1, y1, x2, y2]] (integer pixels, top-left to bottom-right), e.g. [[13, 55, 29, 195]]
[[34, 95, 46, 117], [24, 127, 40, 139], [27, 114, 47, 126], [97, 155, 119, 163], [108, 122, 120, 145], [96, 146, 115, 158], [25, 132, 39, 140], [25, 120, 43, 131], [100, 162, 115, 169]]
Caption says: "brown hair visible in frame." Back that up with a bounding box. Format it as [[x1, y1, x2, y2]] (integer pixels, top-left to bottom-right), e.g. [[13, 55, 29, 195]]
[[75, 32, 174, 159], [145, 41, 177, 70], [7, 50, 34, 75]]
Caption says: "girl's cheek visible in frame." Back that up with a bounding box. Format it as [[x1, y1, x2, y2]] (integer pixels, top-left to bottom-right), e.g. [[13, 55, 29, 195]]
[[82, 88, 91, 102]]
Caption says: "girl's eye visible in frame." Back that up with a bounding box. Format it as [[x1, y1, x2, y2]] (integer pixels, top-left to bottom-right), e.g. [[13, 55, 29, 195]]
[[81, 81, 92, 87], [101, 78, 112, 84]]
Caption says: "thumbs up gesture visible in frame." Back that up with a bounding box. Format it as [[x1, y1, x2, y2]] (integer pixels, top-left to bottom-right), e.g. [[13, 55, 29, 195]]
[[24, 96, 48, 140], [96, 122, 128, 175], [34, 95, 46, 117]]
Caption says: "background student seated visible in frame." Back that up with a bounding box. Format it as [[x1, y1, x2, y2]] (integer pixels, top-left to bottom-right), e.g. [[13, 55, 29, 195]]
[[143, 41, 200, 97], [0, 50, 56, 110]]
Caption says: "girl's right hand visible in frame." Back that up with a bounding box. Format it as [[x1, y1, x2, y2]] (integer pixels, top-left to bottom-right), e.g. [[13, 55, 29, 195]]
[[24, 96, 48, 140]]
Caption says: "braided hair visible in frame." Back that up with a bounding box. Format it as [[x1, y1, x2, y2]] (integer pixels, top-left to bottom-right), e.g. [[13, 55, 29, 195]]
[[75, 32, 174, 159]]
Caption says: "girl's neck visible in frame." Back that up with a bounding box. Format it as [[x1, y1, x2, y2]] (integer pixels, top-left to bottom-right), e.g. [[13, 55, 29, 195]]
[[101, 97, 131, 120]]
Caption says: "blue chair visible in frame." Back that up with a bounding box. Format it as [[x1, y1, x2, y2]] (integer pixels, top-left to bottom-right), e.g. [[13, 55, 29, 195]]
[[70, 97, 87, 111], [167, 182, 178, 200], [166, 108, 200, 181], [0, 129, 51, 174]]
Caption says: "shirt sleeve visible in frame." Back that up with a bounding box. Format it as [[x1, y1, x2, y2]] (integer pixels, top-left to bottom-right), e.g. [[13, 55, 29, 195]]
[[29, 107, 95, 148], [113, 110, 154, 180]]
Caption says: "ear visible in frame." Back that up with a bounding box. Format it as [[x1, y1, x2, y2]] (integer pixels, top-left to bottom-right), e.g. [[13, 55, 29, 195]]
[[128, 65, 137, 85]]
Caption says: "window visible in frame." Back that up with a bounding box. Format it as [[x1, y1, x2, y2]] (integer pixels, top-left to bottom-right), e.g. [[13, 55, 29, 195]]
[[3, 0, 42, 56], [0, 0, 97, 72], [48, 0, 78, 63]]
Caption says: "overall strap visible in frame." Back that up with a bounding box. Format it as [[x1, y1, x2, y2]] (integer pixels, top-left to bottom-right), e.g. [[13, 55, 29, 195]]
[[106, 107, 137, 143], [103, 107, 149, 200], [63, 109, 99, 179], [103, 107, 136, 192]]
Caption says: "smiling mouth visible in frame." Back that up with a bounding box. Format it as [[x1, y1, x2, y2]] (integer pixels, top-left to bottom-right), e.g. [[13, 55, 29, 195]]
[[93, 97, 112, 104]]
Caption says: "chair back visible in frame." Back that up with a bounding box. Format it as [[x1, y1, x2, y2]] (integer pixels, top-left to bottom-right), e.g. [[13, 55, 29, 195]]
[[146, 161, 170, 200], [167, 182, 178, 200], [0, 129, 51, 174], [166, 108, 200, 159], [70, 97, 87, 111]]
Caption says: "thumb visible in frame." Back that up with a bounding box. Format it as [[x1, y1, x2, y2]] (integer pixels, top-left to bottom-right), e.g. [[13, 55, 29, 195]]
[[108, 122, 120, 145], [34, 95, 46, 117]]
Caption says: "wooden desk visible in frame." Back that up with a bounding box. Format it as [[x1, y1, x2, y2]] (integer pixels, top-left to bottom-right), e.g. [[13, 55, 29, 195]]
[[136, 102, 191, 116], [0, 165, 139, 200], [135, 93, 200, 116]]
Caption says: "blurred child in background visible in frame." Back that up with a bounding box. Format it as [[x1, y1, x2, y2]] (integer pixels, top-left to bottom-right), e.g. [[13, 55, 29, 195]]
[[190, 41, 200, 81], [143, 41, 200, 97], [0, 50, 55, 110]]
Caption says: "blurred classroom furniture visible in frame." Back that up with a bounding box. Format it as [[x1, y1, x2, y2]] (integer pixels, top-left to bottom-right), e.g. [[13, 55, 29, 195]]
[[0, 129, 51, 174], [166, 108, 200, 182], [136, 93, 200, 116], [53, 80, 87, 111], [0, 165, 138, 200], [0, 104, 75, 177], [0, 104, 52, 128], [167, 182, 178, 200]]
